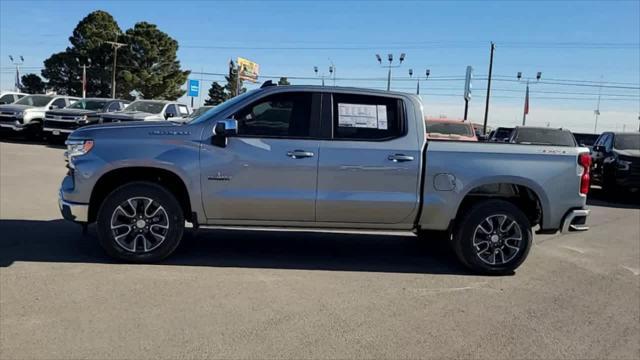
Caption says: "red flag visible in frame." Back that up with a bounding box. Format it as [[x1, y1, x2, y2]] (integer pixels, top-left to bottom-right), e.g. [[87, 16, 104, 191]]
[[524, 85, 529, 115]]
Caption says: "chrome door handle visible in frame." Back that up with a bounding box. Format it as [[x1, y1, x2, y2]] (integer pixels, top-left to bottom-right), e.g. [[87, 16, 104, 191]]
[[287, 150, 315, 159], [388, 154, 414, 162]]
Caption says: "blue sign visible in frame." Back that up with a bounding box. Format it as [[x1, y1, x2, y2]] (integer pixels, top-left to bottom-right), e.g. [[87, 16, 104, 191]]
[[188, 79, 200, 97]]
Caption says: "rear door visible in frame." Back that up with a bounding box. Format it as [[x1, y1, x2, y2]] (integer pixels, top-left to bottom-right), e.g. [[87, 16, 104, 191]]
[[315, 92, 422, 225], [200, 91, 322, 222]]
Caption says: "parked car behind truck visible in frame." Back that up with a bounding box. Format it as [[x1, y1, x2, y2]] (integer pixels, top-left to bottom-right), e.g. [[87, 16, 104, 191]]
[[591, 132, 640, 192], [425, 118, 477, 141], [44, 98, 129, 137], [100, 100, 190, 123], [0, 94, 79, 138], [509, 126, 577, 147], [59, 85, 591, 275]]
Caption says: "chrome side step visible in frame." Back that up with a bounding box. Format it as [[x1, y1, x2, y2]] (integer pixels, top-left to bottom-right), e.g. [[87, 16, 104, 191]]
[[198, 225, 417, 237]]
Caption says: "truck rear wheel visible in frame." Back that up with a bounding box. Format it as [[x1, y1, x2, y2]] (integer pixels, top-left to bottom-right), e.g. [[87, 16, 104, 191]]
[[452, 199, 532, 275], [96, 181, 184, 263]]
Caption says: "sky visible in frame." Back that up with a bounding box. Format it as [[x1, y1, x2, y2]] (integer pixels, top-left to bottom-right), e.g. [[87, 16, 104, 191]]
[[1, 0, 639, 133]]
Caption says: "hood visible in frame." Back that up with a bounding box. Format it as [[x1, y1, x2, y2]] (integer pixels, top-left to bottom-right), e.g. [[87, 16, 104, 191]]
[[0, 104, 37, 112], [615, 149, 640, 157], [47, 108, 98, 116], [103, 111, 162, 121]]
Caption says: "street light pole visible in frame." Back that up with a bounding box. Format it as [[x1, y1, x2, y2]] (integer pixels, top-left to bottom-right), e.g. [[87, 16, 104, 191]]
[[594, 77, 603, 133], [517, 71, 541, 126], [105, 41, 125, 98], [376, 53, 405, 91]]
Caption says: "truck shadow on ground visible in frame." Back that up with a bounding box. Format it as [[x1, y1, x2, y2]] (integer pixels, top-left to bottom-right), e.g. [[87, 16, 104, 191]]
[[0, 134, 66, 149], [587, 187, 640, 209], [0, 219, 473, 275]]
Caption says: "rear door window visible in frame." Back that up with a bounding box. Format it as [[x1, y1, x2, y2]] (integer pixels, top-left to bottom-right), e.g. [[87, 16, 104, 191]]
[[331, 93, 404, 140], [178, 105, 189, 116]]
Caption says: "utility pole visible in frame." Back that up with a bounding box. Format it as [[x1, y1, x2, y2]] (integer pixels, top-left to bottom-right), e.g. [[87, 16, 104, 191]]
[[76, 57, 91, 98], [105, 41, 125, 98], [482, 42, 495, 134], [517, 71, 541, 126], [8, 55, 24, 91], [594, 76, 603, 133], [376, 53, 405, 91]]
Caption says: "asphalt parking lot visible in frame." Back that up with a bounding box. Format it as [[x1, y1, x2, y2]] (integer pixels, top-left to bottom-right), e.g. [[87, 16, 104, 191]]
[[1, 138, 639, 359]]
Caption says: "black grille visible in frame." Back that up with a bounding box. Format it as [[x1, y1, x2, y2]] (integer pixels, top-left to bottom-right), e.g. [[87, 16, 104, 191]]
[[0, 116, 18, 124], [44, 119, 80, 130]]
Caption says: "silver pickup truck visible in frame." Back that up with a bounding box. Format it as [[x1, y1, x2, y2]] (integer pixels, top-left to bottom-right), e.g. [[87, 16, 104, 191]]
[[59, 85, 591, 274]]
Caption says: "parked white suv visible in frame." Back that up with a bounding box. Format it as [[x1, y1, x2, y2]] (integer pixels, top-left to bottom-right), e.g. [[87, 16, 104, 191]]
[[0, 94, 79, 138], [0, 91, 27, 105]]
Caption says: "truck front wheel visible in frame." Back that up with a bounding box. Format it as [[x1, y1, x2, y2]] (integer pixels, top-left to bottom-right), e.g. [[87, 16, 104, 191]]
[[452, 199, 532, 275], [96, 181, 184, 263]]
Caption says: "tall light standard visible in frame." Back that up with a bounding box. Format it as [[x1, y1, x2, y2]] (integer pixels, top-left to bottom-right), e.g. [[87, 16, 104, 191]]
[[376, 53, 405, 91], [8, 55, 24, 91], [517, 71, 541, 126], [408, 68, 430, 95], [594, 77, 603, 133], [105, 40, 126, 98], [314, 66, 324, 86]]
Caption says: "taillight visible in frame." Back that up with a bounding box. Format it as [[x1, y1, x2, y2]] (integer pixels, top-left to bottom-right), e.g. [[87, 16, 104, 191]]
[[578, 152, 591, 195]]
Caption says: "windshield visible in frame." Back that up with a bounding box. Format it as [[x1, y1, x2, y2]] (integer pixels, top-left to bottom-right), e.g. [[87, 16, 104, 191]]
[[188, 90, 258, 124], [514, 128, 576, 147], [426, 121, 474, 136], [189, 106, 213, 119], [614, 133, 640, 150], [124, 101, 165, 114], [15, 95, 53, 107], [67, 99, 108, 111]]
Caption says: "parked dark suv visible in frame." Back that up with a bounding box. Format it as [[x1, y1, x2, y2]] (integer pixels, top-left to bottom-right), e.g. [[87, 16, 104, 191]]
[[43, 98, 129, 137], [591, 132, 640, 192]]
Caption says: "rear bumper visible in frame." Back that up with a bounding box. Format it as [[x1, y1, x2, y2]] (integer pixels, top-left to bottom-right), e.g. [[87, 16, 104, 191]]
[[59, 190, 89, 223], [560, 208, 590, 233]]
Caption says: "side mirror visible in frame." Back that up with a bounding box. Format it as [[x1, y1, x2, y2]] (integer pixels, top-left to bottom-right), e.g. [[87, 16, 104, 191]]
[[165, 112, 174, 120], [212, 119, 238, 147], [49, 105, 58, 110], [593, 145, 604, 152]]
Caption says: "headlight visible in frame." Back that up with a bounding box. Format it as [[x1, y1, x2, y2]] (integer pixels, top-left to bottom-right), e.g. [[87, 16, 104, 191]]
[[617, 160, 631, 171], [65, 139, 94, 159]]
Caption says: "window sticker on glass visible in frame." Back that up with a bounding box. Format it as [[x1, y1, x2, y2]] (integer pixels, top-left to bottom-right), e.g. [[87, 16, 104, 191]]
[[338, 103, 387, 129], [376, 105, 388, 130]]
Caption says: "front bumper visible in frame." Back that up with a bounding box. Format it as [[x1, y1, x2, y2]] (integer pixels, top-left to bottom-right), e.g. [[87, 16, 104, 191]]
[[58, 190, 89, 223], [560, 208, 590, 233], [0, 119, 26, 131]]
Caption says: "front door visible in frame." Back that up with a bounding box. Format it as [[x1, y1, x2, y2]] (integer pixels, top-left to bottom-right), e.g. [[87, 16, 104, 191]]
[[200, 91, 322, 222]]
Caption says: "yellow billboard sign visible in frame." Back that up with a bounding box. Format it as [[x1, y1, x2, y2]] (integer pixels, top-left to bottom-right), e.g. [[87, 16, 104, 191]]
[[237, 57, 259, 83]]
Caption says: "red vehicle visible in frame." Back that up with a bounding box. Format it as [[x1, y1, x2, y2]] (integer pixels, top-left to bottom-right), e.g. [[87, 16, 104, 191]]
[[425, 118, 478, 142]]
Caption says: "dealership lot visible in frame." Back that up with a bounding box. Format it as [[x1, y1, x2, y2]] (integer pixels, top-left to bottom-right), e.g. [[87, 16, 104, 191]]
[[1, 139, 639, 359]]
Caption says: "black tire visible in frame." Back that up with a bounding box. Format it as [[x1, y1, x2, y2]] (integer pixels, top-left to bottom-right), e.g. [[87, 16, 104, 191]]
[[452, 199, 532, 275], [25, 120, 43, 141], [96, 181, 184, 263]]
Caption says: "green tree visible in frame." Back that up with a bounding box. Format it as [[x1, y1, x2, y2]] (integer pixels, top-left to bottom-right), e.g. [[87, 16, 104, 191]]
[[20, 74, 47, 94], [119, 22, 190, 100], [277, 77, 291, 86], [41, 10, 123, 97], [204, 82, 227, 105], [224, 60, 246, 98], [41, 50, 81, 96]]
